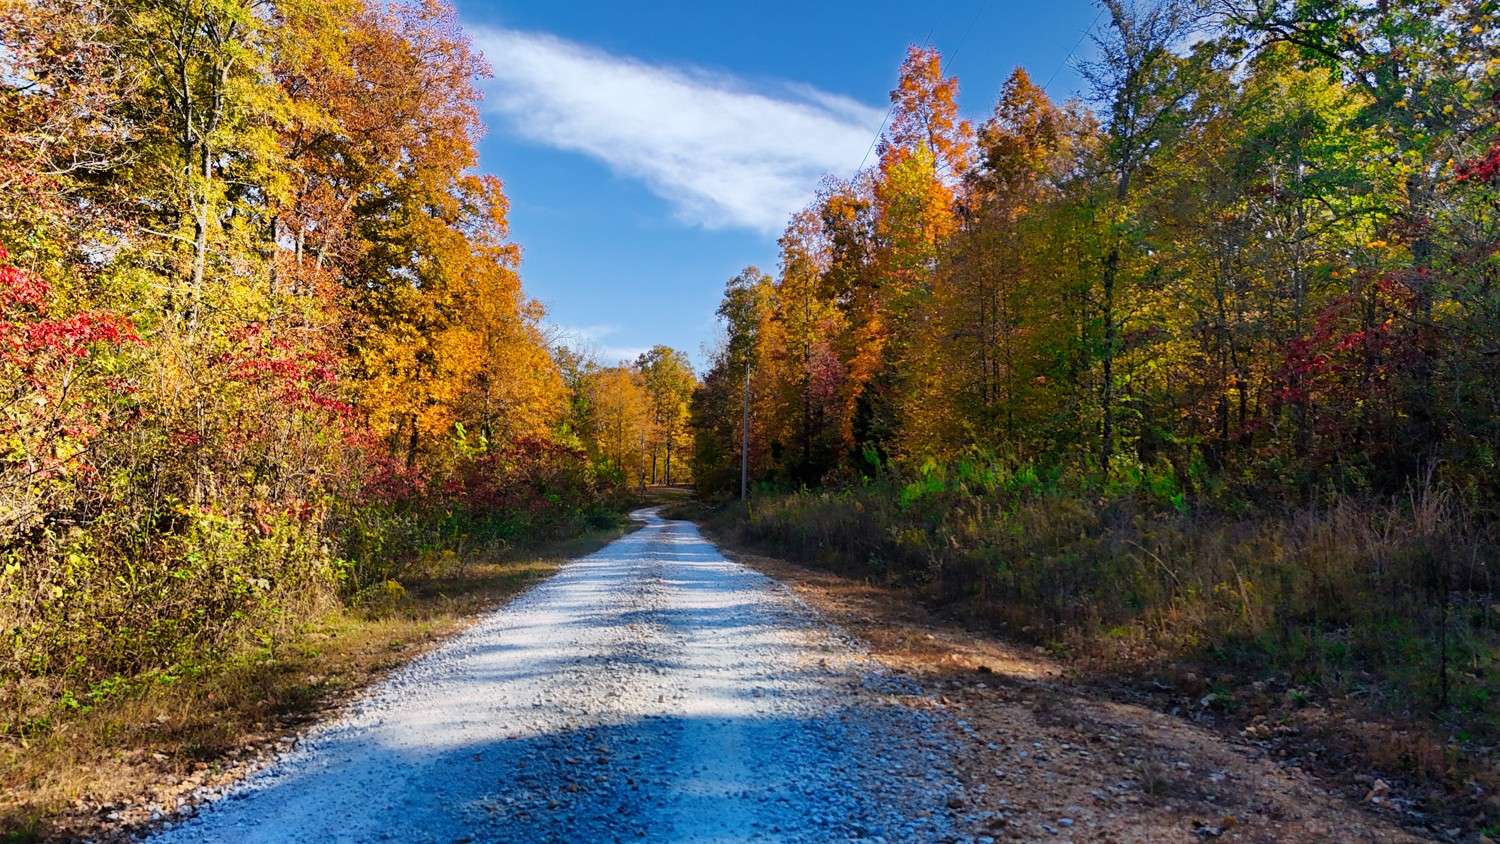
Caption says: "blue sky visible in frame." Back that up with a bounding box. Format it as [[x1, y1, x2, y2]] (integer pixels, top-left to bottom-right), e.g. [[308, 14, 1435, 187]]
[[453, 1, 1103, 369]]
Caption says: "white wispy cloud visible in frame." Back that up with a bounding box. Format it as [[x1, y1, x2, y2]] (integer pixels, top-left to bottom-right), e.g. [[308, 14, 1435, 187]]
[[549, 323, 647, 366], [554, 323, 617, 344], [471, 27, 886, 234]]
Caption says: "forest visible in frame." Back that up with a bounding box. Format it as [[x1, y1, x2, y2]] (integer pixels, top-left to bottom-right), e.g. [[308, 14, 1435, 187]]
[[689, 0, 1500, 765], [0, 0, 696, 764], [2, 0, 1499, 837]]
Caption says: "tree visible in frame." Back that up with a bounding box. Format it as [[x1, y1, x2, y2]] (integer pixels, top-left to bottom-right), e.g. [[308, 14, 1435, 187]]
[[1080, 0, 1205, 471], [0, 0, 598, 723], [1222, 0, 1500, 470], [635, 345, 697, 485], [0, 0, 133, 257], [587, 366, 650, 488], [918, 68, 1095, 457], [112, 0, 304, 326], [788, 210, 848, 482], [860, 46, 974, 463], [684, 0, 1498, 515], [690, 268, 772, 496]]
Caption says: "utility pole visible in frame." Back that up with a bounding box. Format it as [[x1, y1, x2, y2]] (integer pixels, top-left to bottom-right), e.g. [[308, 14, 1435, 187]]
[[740, 358, 751, 501]]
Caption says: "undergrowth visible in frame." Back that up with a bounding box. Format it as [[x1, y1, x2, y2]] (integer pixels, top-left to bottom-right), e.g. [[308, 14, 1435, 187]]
[[706, 465, 1499, 739]]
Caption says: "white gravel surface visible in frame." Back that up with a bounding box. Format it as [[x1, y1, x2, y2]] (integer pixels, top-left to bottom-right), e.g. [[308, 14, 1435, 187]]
[[147, 508, 963, 843]]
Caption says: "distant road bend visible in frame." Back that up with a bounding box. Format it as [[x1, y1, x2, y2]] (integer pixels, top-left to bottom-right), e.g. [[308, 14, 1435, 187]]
[[151, 508, 961, 843]]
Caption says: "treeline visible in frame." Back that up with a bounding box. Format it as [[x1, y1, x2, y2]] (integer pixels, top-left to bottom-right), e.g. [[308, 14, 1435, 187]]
[[557, 344, 698, 491], [0, 0, 682, 736], [691, 1, 1499, 728]]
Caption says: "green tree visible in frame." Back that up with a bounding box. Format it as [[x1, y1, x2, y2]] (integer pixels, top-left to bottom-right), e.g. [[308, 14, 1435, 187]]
[[1080, 0, 1205, 471]]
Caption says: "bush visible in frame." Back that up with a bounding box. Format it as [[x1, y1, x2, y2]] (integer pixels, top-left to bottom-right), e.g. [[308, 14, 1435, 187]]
[[0, 250, 620, 738]]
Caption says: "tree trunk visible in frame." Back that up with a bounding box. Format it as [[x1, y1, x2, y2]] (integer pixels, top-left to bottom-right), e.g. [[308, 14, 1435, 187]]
[[1100, 244, 1118, 472], [1099, 171, 1131, 473], [188, 144, 209, 332], [405, 415, 419, 469], [1407, 192, 1437, 466]]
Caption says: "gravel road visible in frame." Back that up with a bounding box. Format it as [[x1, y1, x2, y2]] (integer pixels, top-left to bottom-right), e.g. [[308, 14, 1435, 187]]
[[149, 509, 961, 843]]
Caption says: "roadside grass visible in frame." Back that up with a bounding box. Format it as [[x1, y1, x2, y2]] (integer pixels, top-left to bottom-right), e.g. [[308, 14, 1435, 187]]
[[0, 525, 632, 843], [638, 484, 694, 506], [690, 483, 1500, 830]]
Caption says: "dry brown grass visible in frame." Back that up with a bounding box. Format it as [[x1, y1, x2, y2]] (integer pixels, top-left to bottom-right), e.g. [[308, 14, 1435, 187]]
[[0, 526, 631, 843], [701, 486, 1500, 837], [721, 483, 1499, 732], [708, 537, 1434, 843]]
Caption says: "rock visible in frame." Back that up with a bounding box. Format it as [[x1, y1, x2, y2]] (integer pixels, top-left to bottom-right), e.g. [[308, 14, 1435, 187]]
[[1242, 721, 1275, 740], [1364, 779, 1390, 804], [1192, 820, 1225, 838]]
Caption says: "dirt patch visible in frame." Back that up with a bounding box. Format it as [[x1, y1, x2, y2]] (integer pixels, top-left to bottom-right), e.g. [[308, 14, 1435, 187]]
[[717, 540, 1446, 843]]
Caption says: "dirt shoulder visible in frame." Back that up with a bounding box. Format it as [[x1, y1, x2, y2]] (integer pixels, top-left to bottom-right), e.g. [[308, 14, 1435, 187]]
[[712, 533, 1442, 843], [0, 526, 633, 843]]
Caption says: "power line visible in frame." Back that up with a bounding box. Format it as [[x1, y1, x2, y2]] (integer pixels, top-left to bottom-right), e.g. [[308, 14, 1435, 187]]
[[943, 0, 994, 70], [851, 4, 1101, 180], [851, 108, 892, 178], [852, 25, 934, 178], [1044, 6, 1106, 90]]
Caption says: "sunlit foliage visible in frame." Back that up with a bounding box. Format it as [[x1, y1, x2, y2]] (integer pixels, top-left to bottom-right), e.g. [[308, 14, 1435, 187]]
[[0, 0, 617, 732]]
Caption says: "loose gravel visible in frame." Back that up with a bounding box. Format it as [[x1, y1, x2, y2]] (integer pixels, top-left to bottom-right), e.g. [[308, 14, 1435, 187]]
[[147, 509, 961, 843]]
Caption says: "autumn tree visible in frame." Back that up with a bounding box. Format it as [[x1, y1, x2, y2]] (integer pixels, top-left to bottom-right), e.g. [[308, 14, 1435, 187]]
[[1080, 0, 1204, 472], [858, 46, 973, 462], [635, 345, 697, 485], [587, 365, 651, 488], [1222, 0, 1500, 476], [919, 68, 1095, 458], [684, 14, 1499, 734], [0, 0, 134, 265], [0, 0, 596, 725], [690, 268, 772, 495], [692, 26, 1497, 498]]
